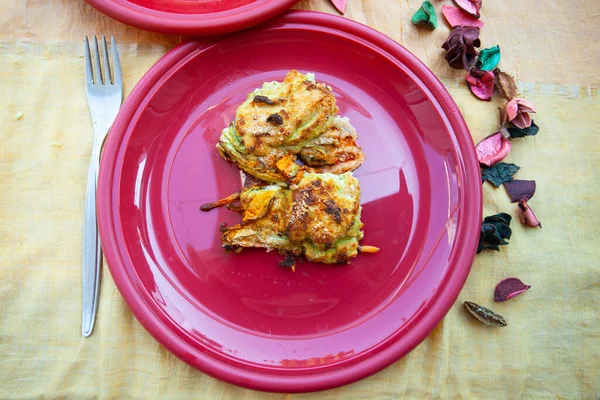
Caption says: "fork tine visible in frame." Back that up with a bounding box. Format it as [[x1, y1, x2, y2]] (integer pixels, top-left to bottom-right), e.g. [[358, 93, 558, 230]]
[[111, 37, 123, 89], [101, 36, 112, 85], [84, 36, 93, 84], [92, 36, 103, 84]]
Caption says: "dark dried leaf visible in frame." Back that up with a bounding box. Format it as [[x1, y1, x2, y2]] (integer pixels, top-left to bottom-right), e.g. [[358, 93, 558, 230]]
[[495, 277, 531, 302], [507, 121, 539, 138], [464, 301, 507, 327], [484, 212, 512, 226], [266, 113, 284, 125], [494, 69, 517, 100], [442, 26, 481, 70], [503, 180, 536, 202], [477, 213, 512, 253], [482, 162, 520, 187]]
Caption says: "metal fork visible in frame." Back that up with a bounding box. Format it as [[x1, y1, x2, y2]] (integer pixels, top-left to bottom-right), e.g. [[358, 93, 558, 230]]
[[82, 36, 123, 337]]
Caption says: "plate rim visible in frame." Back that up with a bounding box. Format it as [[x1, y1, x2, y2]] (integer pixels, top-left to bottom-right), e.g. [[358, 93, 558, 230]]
[[85, 0, 300, 35], [98, 10, 482, 393]]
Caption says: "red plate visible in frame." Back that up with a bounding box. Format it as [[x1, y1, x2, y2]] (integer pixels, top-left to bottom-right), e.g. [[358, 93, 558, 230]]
[[98, 11, 482, 392], [85, 0, 300, 35]]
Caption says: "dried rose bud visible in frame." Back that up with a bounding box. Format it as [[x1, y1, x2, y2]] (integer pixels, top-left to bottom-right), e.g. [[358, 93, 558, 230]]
[[505, 98, 536, 129], [518, 199, 542, 228], [494, 69, 517, 100], [466, 68, 495, 100], [476, 132, 511, 166], [503, 179, 536, 202], [464, 301, 507, 327], [442, 26, 481, 70], [494, 277, 531, 302], [441, 5, 483, 28], [454, 0, 482, 18]]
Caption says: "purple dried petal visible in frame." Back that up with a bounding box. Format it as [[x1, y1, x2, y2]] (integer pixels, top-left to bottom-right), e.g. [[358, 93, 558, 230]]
[[503, 180, 536, 202], [442, 26, 481, 70], [494, 277, 531, 302]]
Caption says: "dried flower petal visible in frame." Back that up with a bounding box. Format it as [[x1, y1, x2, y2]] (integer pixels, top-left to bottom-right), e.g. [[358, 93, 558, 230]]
[[505, 98, 536, 129], [466, 68, 495, 101], [330, 0, 347, 14], [518, 199, 542, 228], [507, 121, 539, 138], [482, 162, 520, 187], [464, 301, 507, 327], [503, 180, 536, 202], [498, 106, 508, 125], [494, 277, 531, 302], [494, 69, 517, 100], [454, 0, 482, 18], [476, 132, 511, 166], [441, 5, 483, 28], [412, 0, 437, 30], [478, 213, 512, 253], [442, 26, 481, 70], [477, 45, 501, 71]]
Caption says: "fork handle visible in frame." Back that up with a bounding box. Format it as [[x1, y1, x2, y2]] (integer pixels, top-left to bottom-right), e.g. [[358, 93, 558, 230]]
[[82, 147, 102, 337]]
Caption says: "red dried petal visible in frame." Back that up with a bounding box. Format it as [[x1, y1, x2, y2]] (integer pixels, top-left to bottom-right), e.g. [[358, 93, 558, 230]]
[[476, 132, 511, 166], [466, 69, 494, 100], [503, 179, 536, 202], [454, 0, 482, 18], [442, 5, 483, 28], [494, 277, 531, 302], [518, 200, 542, 228], [330, 0, 347, 14]]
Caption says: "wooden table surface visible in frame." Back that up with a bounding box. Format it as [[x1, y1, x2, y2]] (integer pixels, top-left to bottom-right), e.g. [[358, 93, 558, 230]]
[[1, 0, 598, 398]]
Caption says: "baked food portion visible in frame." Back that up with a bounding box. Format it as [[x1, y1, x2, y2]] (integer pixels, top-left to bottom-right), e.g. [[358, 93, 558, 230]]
[[217, 71, 364, 184], [218, 172, 372, 265]]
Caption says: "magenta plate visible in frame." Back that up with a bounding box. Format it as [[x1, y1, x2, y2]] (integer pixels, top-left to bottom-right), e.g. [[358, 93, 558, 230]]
[[85, 0, 299, 35], [97, 11, 482, 392]]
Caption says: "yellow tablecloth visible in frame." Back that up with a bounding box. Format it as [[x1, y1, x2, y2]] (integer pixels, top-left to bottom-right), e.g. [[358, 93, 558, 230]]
[[1, 0, 599, 398]]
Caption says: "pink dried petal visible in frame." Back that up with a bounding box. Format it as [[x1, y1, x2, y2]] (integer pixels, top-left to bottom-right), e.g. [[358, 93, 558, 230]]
[[518, 200, 542, 228], [494, 277, 531, 302], [442, 5, 483, 28], [466, 69, 494, 100], [505, 98, 536, 129], [503, 179, 536, 202], [476, 132, 511, 166], [512, 112, 532, 129], [454, 0, 482, 18], [330, 0, 347, 14]]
